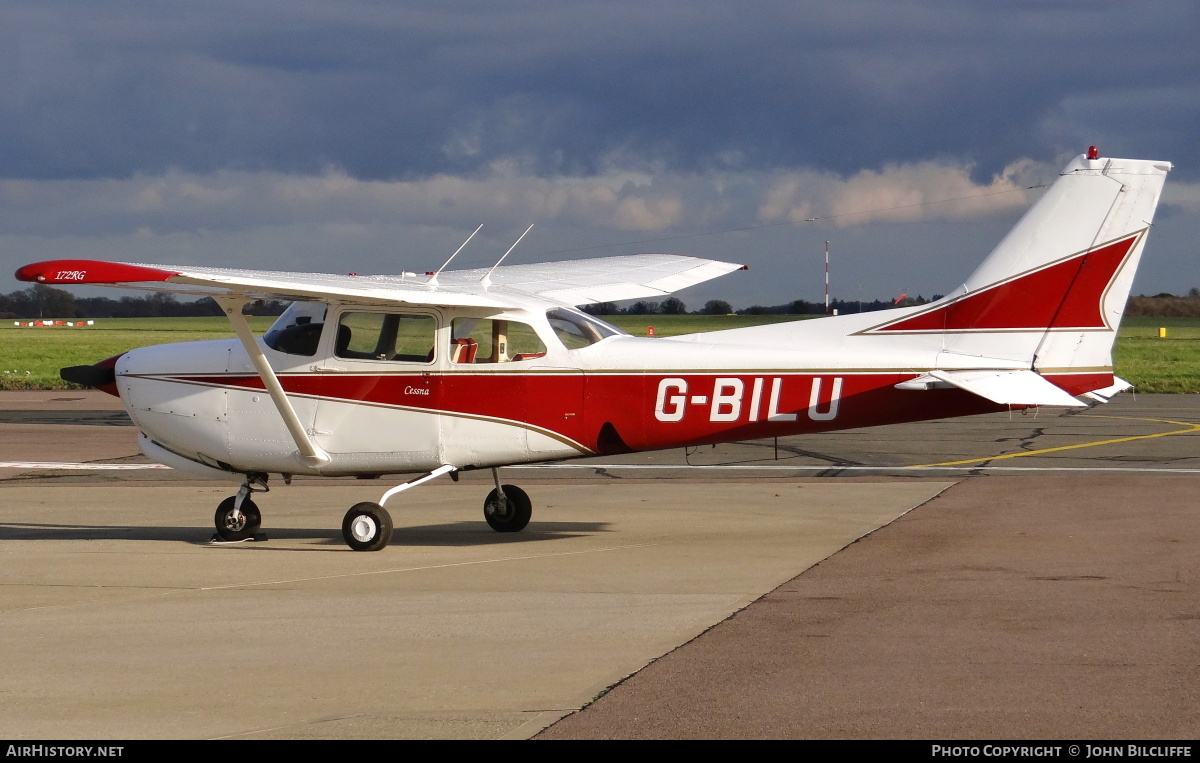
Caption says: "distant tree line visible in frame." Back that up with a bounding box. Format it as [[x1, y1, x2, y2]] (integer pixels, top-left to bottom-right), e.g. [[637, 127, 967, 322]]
[[583, 290, 1200, 318], [6, 282, 1200, 320], [1125, 289, 1200, 317], [582, 294, 943, 317], [0, 284, 287, 319]]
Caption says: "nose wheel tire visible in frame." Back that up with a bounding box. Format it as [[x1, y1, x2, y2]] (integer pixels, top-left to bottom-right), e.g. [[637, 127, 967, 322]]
[[342, 502, 393, 551], [214, 496, 261, 541], [483, 485, 532, 532]]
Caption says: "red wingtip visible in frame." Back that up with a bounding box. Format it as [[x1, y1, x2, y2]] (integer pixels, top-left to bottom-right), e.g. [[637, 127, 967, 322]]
[[15, 260, 179, 285]]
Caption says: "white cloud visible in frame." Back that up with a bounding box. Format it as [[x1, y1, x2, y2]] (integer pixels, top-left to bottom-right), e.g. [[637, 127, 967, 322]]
[[0, 158, 1058, 244], [612, 195, 682, 231], [757, 159, 1043, 227], [0, 164, 693, 236], [5, 156, 1195, 310], [1163, 182, 1200, 211]]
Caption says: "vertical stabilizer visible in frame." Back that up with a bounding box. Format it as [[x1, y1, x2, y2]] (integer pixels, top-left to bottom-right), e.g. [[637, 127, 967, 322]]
[[863, 152, 1171, 395]]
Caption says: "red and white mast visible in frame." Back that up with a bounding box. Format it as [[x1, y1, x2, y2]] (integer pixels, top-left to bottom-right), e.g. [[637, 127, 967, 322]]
[[824, 240, 830, 314]]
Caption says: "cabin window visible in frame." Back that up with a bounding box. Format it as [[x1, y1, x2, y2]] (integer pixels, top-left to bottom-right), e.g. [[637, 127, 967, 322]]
[[264, 302, 329, 356], [546, 308, 623, 349], [450, 318, 547, 363], [335, 312, 436, 363]]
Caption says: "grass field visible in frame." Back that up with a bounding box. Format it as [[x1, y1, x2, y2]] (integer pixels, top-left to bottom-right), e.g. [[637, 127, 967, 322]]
[[1112, 316, 1200, 393], [0, 317, 277, 390], [2, 314, 1197, 392]]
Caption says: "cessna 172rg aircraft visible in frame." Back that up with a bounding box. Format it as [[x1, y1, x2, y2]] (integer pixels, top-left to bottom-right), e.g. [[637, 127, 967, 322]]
[[15, 149, 1171, 550]]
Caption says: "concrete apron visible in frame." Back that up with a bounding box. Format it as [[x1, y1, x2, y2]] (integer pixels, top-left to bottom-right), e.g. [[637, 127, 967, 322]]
[[0, 480, 951, 739]]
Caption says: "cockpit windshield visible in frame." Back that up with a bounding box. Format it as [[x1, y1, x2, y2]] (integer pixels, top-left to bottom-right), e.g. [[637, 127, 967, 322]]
[[546, 308, 625, 349], [263, 302, 329, 356]]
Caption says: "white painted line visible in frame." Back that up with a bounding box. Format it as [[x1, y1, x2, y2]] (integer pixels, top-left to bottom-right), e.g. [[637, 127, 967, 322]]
[[0, 462, 171, 470], [508, 464, 1200, 473], [4, 461, 1200, 474]]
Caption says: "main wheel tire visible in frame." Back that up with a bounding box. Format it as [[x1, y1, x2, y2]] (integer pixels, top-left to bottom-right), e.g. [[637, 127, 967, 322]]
[[342, 502, 393, 551], [214, 496, 262, 541], [483, 485, 532, 533]]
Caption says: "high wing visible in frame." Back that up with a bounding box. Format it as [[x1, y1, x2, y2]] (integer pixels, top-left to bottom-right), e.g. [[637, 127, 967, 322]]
[[435, 254, 747, 305], [15, 254, 745, 309]]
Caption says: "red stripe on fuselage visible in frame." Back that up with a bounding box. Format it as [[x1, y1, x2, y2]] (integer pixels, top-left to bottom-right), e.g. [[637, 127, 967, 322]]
[[872, 235, 1138, 332], [165, 370, 1028, 453]]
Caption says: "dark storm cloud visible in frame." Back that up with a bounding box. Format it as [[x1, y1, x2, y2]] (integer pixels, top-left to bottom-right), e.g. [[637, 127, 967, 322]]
[[1, 1, 1196, 182]]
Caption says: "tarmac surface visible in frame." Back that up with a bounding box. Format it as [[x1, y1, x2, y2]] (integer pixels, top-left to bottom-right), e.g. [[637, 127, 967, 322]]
[[1, 390, 1198, 739]]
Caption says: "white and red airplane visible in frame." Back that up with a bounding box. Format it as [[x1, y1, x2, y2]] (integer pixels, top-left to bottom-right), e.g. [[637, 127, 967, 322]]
[[15, 149, 1172, 550]]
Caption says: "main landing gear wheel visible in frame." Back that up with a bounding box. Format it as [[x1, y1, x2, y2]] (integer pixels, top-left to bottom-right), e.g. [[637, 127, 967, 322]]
[[214, 496, 261, 541], [483, 485, 532, 533], [342, 502, 393, 551]]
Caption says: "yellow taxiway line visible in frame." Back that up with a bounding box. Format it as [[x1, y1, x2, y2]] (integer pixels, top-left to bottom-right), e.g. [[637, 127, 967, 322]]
[[909, 414, 1200, 469]]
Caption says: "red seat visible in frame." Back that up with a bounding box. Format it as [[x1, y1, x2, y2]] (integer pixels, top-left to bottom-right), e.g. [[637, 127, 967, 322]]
[[451, 338, 478, 363]]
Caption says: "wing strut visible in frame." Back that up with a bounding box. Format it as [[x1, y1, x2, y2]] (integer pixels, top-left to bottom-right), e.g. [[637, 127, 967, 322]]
[[215, 296, 331, 469]]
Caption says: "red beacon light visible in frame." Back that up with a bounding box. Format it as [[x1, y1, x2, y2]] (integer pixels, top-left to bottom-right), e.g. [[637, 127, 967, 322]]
[[1087, 145, 1100, 160]]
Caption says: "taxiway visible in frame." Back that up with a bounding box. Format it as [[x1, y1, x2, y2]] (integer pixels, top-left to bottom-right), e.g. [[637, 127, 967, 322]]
[[1, 391, 1197, 739]]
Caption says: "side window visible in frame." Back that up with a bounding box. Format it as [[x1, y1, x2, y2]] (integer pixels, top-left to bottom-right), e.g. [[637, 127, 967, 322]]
[[264, 302, 329, 356], [335, 312, 436, 363], [450, 318, 547, 363], [547, 308, 624, 349]]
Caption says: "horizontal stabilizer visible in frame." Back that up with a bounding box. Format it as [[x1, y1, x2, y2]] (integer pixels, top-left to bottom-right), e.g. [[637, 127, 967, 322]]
[[895, 369, 1087, 407], [1082, 376, 1133, 403]]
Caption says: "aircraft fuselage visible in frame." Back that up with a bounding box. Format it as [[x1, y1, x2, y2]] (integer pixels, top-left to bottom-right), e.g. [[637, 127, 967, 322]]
[[115, 307, 1082, 479]]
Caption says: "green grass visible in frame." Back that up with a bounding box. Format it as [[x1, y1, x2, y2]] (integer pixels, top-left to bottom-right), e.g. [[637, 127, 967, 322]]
[[603, 313, 810, 336], [1112, 316, 1200, 393], [0, 317, 276, 389], [3, 314, 1198, 392]]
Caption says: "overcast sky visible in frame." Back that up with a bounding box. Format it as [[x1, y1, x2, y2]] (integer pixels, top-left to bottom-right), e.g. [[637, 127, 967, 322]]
[[2, 1, 1197, 309]]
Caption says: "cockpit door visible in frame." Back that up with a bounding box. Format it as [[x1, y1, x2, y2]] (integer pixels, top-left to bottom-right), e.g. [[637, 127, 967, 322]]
[[437, 315, 585, 464], [308, 309, 444, 473]]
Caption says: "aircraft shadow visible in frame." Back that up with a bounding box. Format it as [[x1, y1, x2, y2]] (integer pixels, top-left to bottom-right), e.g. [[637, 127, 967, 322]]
[[0, 520, 612, 548], [389, 521, 613, 548], [0, 522, 209, 543]]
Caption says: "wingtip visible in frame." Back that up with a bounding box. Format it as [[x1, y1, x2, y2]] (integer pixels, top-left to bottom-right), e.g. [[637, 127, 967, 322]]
[[15, 260, 178, 285]]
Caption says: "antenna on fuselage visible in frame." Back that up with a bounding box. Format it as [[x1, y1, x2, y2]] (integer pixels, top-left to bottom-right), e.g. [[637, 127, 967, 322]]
[[480, 224, 534, 288], [427, 224, 483, 287]]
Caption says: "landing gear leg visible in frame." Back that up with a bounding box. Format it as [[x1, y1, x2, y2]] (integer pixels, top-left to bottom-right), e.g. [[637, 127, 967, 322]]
[[483, 468, 531, 533], [214, 475, 267, 542], [339, 464, 458, 551]]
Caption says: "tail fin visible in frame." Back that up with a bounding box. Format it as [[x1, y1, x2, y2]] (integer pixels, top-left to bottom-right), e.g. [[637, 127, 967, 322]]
[[866, 152, 1171, 395]]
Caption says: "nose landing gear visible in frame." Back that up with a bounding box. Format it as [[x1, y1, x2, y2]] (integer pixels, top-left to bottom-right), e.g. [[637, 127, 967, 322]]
[[215, 496, 261, 541], [213, 475, 268, 542]]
